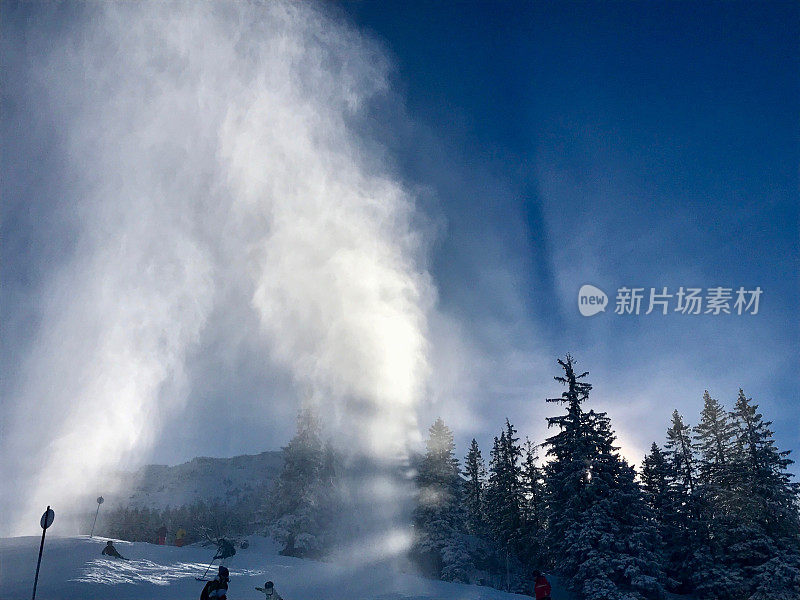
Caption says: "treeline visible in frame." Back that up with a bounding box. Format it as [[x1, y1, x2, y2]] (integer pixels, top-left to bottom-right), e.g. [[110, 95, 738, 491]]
[[641, 390, 800, 599], [101, 494, 263, 546], [410, 355, 800, 600]]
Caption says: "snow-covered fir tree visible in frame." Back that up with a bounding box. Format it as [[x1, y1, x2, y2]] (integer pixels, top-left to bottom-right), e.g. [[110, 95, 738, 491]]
[[694, 390, 738, 503], [485, 420, 524, 560], [641, 443, 673, 531], [731, 389, 800, 541], [641, 442, 683, 590], [412, 418, 471, 582], [648, 392, 800, 599], [544, 355, 665, 600], [665, 410, 697, 498], [463, 438, 487, 537], [690, 391, 746, 598], [543, 354, 594, 564], [727, 389, 800, 600], [662, 409, 711, 594], [268, 406, 339, 558], [519, 437, 545, 569]]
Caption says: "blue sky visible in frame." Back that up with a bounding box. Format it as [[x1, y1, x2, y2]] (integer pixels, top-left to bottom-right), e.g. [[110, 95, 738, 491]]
[[1, 0, 798, 501], [337, 1, 799, 465]]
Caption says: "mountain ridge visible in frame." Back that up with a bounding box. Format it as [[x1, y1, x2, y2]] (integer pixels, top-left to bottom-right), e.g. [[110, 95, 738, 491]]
[[106, 449, 283, 510]]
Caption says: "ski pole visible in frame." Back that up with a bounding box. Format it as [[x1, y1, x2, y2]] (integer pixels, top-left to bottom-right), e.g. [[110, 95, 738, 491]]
[[200, 556, 216, 580]]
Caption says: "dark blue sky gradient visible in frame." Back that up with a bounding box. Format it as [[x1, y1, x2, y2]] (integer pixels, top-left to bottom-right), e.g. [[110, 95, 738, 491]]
[[337, 1, 799, 465]]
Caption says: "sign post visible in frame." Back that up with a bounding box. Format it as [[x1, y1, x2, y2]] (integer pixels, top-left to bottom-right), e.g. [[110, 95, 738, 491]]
[[90, 496, 104, 538], [31, 506, 54, 600]]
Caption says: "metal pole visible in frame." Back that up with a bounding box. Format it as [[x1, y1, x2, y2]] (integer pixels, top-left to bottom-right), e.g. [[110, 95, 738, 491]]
[[90, 503, 101, 538], [31, 506, 49, 600]]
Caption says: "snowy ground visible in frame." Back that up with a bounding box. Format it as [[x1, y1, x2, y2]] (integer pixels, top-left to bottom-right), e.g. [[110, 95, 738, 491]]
[[0, 535, 573, 600]]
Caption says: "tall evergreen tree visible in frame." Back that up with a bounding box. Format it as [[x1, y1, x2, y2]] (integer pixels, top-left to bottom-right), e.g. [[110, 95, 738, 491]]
[[269, 406, 337, 558], [693, 392, 743, 595], [663, 409, 715, 594], [544, 355, 664, 600], [519, 437, 545, 569], [642, 442, 686, 591], [694, 390, 737, 492], [665, 410, 696, 498], [463, 438, 487, 537], [485, 420, 523, 557], [728, 390, 800, 600], [731, 389, 799, 538], [543, 354, 595, 565], [641, 443, 672, 528], [412, 418, 471, 582]]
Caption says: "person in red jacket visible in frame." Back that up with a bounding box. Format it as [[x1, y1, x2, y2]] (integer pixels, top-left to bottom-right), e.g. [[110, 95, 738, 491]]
[[533, 570, 552, 600]]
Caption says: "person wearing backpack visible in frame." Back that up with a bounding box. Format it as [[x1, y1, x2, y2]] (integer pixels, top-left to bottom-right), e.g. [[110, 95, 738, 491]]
[[214, 538, 236, 561], [200, 566, 230, 600]]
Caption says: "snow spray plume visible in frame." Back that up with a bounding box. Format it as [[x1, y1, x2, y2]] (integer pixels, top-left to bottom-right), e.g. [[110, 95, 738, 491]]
[[1, 1, 431, 548]]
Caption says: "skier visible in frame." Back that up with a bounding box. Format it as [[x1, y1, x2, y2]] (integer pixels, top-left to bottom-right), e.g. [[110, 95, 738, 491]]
[[255, 580, 284, 599], [533, 570, 552, 600], [200, 565, 230, 600], [101, 540, 128, 560], [214, 538, 236, 561], [175, 527, 187, 547], [157, 525, 167, 545]]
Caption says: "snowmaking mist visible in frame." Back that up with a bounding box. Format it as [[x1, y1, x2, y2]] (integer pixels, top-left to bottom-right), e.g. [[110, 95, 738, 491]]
[[0, 0, 432, 554]]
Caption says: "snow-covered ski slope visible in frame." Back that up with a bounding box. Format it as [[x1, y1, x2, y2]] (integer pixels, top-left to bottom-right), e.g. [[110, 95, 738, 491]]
[[0, 535, 573, 600]]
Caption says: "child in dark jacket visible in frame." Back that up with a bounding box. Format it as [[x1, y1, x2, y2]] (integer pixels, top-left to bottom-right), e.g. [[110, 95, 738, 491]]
[[101, 540, 127, 560], [255, 580, 284, 600]]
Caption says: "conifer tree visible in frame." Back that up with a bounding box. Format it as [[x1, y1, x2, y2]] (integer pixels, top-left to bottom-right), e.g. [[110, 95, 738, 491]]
[[519, 437, 545, 569], [412, 418, 471, 582], [728, 390, 800, 600], [691, 392, 750, 598], [463, 438, 487, 537], [731, 389, 799, 538], [543, 354, 594, 564], [485, 420, 523, 557], [665, 410, 696, 497], [663, 409, 712, 594], [641, 443, 672, 527], [694, 390, 737, 492], [642, 442, 684, 590], [544, 355, 664, 599], [269, 406, 337, 558]]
